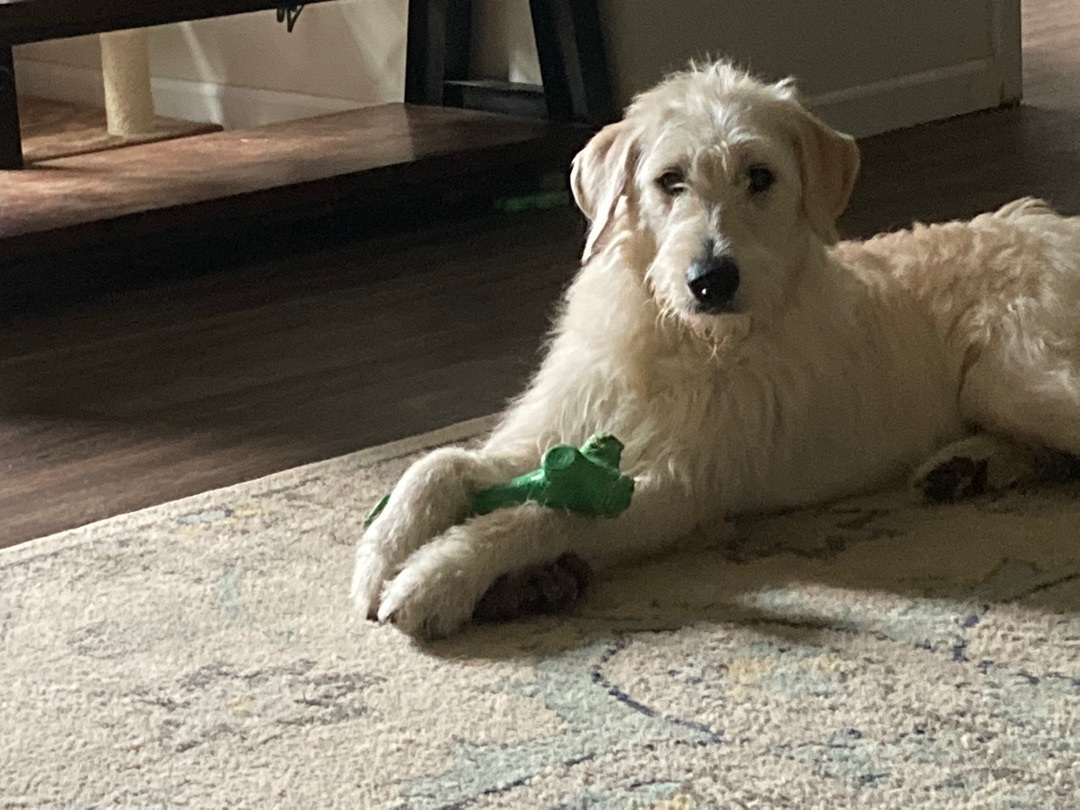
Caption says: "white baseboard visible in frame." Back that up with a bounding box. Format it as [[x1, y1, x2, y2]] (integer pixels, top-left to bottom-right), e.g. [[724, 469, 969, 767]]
[[14, 58, 107, 108], [805, 58, 1017, 138], [12, 58, 365, 128], [806, 0, 1019, 137]]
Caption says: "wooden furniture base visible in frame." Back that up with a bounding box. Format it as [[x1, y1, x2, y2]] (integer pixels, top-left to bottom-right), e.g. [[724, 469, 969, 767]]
[[0, 102, 588, 313], [1, 1, 610, 281], [0, 104, 586, 256], [0, 0, 343, 168], [19, 95, 221, 162], [2, 0, 613, 168]]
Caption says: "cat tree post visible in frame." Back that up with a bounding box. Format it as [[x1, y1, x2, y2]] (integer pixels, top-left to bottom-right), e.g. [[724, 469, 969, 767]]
[[99, 28, 154, 136]]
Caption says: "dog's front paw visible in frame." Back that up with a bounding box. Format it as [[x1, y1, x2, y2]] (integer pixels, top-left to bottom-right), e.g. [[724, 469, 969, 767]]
[[350, 537, 398, 620], [375, 533, 486, 638], [350, 447, 490, 620], [352, 515, 445, 622], [373, 505, 564, 639]]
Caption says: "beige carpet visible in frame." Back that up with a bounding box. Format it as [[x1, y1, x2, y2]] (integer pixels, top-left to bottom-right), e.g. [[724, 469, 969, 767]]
[[2, 417, 1079, 808]]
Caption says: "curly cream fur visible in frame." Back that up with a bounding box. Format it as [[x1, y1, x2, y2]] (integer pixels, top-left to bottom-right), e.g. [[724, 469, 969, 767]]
[[352, 63, 1080, 638]]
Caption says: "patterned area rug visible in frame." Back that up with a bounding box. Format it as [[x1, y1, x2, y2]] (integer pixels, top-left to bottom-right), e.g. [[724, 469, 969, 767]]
[[2, 417, 1079, 808]]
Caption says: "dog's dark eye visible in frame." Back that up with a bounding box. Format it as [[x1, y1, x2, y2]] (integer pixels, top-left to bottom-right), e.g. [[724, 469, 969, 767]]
[[748, 165, 775, 194], [656, 169, 687, 197]]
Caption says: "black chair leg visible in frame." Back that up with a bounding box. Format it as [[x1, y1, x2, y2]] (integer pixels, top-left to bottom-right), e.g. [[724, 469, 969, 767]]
[[0, 43, 24, 169], [405, 0, 613, 126], [528, 0, 614, 125], [404, 0, 472, 105]]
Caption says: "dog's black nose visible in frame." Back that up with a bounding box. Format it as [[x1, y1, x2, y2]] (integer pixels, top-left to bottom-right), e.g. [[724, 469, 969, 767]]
[[687, 254, 740, 312]]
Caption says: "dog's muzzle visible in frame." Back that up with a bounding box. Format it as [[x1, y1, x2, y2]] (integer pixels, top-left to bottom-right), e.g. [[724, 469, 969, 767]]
[[687, 254, 740, 313]]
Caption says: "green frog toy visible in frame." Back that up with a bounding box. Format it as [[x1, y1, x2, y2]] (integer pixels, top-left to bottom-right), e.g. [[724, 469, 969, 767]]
[[363, 432, 634, 529]]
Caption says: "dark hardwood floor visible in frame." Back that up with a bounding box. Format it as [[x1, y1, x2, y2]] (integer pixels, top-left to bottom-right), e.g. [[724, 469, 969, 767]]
[[2, 0, 1079, 547], [0, 209, 581, 546]]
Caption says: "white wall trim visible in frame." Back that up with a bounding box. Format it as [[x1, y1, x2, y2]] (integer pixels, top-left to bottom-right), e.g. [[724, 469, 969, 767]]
[[805, 57, 1012, 138], [151, 74, 362, 128], [804, 0, 1020, 137], [12, 57, 363, 128], [14, 57, 107, 107]]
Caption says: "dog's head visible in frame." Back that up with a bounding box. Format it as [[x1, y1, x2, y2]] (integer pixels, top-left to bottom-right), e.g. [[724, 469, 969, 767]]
[[571, 62, 859, 336]]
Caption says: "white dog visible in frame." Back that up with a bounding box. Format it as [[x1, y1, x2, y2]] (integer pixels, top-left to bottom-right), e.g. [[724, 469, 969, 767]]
[[352, 62, 1080, 638]]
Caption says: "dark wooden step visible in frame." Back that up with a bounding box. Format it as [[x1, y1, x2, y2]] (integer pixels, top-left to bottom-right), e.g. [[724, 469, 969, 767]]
[[0, 102, 589, 262]]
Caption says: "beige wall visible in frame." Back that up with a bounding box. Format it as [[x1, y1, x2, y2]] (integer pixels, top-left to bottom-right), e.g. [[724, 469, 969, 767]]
[[15, 0, 407, 107], [471, 0, 542, 86], [13, 0, 1019, 135], [608, 0, 1001, 104], [474, 0, 1012, 109], [475, 0, 1020, 136]]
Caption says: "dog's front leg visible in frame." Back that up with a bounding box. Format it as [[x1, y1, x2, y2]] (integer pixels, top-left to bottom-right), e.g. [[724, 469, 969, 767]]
[[351, 447, 531, 619], [376, 476, 702, 638]]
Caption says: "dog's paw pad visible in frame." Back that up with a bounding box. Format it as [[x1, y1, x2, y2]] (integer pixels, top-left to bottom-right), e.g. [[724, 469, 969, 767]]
[[1047, 451, 1080, 481], [473, 553, 593, 622], [920, 455, 990, 503]]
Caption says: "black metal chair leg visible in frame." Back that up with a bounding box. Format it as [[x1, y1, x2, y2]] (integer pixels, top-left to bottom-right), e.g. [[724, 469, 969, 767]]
[[405, 0, 613, 126], [562, 0, 615, 124], [528, 0, 614, 125], [0, 42, 24, 169], [405, 0, 472, 105]]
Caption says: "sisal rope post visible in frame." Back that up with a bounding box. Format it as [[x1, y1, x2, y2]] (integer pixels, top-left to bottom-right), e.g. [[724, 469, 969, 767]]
[[100, 28, 154, 136]]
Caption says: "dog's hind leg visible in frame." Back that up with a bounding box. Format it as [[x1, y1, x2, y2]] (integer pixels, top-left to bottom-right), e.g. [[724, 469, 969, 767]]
[[916, 343, 1080, 502], [964, 337, 1080, 449], [912, 433, 1067, 503], [472, 552, 594, 623]]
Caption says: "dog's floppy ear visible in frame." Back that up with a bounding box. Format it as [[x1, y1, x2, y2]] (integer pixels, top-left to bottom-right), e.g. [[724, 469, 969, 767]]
[[570, 120, 638, 263], [789, 108, 860, 244]]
